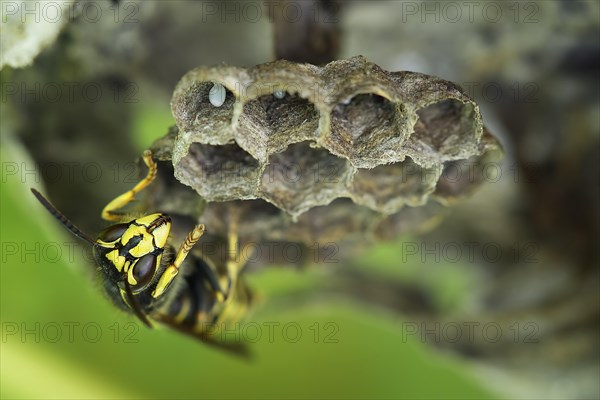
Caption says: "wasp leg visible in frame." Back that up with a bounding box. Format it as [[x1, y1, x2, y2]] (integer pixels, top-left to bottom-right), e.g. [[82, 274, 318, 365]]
[[205, 210, 254, 328], [101, 150, 157, 221], [224, 210, 246, 295], [152, 224, 205, 298], [219, 210, 254, 300], [213, 222, 251, 325]]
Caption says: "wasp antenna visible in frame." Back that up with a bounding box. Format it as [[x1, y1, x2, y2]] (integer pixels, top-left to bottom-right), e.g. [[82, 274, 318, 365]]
[[30, 188, 96, 245]]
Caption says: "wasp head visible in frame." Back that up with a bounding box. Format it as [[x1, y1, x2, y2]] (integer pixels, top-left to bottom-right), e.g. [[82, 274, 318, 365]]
[[95, 213, 171, 292], [31, 188, 165, 326]]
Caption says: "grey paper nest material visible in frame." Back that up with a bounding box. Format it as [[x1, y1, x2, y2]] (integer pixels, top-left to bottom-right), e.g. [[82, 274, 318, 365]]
[[157, 56, 501, 245]]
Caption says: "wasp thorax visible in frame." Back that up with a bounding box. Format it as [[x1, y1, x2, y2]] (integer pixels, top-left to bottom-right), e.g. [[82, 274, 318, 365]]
[[96, 213, 171, 287]]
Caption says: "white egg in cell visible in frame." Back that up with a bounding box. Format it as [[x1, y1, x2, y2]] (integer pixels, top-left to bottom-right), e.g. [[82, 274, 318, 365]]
[[209, 83, 227, 107], [273, 90, 285, 99]]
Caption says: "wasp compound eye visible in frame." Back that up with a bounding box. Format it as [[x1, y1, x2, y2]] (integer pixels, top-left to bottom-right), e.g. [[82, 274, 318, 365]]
[[98, 223, 129, 242], [132, 253, 157, 289]]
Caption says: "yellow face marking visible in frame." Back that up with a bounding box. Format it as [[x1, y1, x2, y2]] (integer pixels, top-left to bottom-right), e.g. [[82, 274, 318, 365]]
[[135, 213, 162, 227], [127, 265, 138, 286], [152, 223, 170, 248], [97, 239, 118, 246], [120, 224, 150, 247], [106, 250, 126, 271], [129, 237, 156, 258], [156, 253, 162, 272], [119, 214, 171, 258], [98, 213, 172, 283]]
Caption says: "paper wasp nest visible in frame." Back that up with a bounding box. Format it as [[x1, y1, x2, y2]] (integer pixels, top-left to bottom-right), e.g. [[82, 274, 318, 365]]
[[153, 56, 501, 247]]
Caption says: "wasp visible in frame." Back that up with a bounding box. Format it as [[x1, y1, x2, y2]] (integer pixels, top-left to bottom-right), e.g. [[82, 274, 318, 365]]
[[31, 150, 252, 355]]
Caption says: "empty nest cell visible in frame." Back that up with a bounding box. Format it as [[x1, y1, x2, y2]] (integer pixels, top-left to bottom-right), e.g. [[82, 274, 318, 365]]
[[237, 92, 320, 161], [198, 199, 286, 241], [408, 98, 478, 160], [259, 141, 353, 217], [433, 153, 499, 204], [329, 93, 404, 167], [289, 198, 381, 245], [350, 157, 440, 214], [175, 142, 261, 201]]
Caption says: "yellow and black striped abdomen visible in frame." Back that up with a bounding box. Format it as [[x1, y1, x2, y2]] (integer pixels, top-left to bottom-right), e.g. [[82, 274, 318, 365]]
[[154, 256, 252, 338]]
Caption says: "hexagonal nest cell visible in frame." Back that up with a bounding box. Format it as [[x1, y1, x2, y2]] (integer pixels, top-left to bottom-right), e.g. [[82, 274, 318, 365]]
[[197, 199, 289, 242], [236, 93, 320, 161], [350, 157, 440, 214], [330, 93, 406, 167], [406, 99, 480, 164], [175, 142, 261, 201], [288, 198, 382, 245], [433, 139, 503, 205], [259, 141, 353, 217], [171, 81, 236, 141]]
